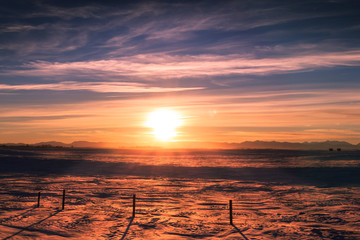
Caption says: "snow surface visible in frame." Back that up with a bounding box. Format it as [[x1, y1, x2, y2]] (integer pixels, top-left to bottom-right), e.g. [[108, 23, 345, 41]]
[[0, 148, 360, 239], [1, 175, 359, 239]]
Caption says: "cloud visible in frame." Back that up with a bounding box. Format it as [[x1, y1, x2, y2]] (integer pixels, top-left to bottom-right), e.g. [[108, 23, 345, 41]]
[[0, 115, 90, 123], [305, 128, 359, 134], [3, 51, 360, 79], [0, 81, 203, 93], [2, 1, 357, 61], [2, 25, 46, 32]]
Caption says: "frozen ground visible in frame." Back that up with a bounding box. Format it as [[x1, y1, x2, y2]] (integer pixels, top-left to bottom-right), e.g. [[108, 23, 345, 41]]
[[0, 147, 359, 239]]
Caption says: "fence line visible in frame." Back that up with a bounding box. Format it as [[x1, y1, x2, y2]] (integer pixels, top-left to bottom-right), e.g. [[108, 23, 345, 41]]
[[3, 190, 250, 239], [29, 191, 244, 227]]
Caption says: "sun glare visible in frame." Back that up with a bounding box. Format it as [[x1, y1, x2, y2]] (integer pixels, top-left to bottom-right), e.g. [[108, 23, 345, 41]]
[[146, 109, 182, 141]]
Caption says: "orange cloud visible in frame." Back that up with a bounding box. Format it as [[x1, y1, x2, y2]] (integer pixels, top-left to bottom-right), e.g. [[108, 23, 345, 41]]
[[0, 81, 203, 93]]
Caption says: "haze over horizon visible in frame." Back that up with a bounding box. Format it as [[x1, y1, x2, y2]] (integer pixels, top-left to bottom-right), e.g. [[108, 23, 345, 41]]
[[1, 0, 360, 147]]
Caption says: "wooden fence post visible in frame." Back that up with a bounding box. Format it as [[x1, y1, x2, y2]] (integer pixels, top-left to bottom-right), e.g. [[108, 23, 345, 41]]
[[132, 194, 136, 218], [229, 200, 233, 225], [62, 189, 66, 210], [37, 192, 41, 208]]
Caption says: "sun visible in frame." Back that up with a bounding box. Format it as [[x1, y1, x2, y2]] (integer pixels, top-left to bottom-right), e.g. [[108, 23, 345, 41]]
[[146, 109, 182, 141]]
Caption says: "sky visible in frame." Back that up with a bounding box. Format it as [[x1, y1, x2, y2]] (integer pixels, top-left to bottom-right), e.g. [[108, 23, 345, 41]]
[[0, 0, 360, 147]]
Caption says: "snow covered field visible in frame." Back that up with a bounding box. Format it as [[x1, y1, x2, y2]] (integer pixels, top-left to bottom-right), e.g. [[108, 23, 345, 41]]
[[0, 148, 359, 239]]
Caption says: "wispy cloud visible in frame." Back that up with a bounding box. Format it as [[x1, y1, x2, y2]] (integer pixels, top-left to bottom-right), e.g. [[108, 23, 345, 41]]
[[2, 25, 46, 32], [2, 1, 357, 61], [3, 51, 360, 79], [0, 115, 90, 123], [0, 81, 203, 93]]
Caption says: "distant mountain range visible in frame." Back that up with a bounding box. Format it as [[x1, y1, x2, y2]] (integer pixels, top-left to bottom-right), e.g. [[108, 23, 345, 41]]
[[225, 140, 360, 150], [1, 140, 359, 150]]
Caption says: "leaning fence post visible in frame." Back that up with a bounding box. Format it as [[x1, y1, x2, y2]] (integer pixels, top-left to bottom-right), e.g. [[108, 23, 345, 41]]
[[229, 200, 233, 225], [62, 189, 66, 210], [37, 192, 41, 208], [132, 194, 136, 218]]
